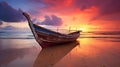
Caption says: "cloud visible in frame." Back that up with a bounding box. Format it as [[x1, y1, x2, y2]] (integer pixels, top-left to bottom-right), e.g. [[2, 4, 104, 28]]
[[0, 1, 25, 22], [27, 0, 74, 15], [37, 15, 62, 26], [31, 0, 120, 20], [1, 26, 16, 30], [73, 0, 93, 10], [97, 0, 120, 15], [0, 20, 3, 25], [73, 0, 120, 13], [73, 0, 120, 20], [1, 0, 119, 23], [30, 0, 72, 8]]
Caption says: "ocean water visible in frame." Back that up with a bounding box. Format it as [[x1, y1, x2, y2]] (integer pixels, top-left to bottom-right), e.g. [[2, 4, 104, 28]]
[[0, 30, 120, 40], [0, 31, 33, 39], [0, 30, 120, 67]]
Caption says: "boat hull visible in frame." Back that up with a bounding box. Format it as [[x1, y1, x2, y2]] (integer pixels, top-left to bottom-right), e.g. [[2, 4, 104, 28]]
[[36, 30, 79, 48]]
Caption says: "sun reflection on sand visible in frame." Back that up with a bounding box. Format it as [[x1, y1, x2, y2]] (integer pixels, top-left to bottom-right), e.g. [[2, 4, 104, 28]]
[[71, 38, 100, 58], [55, 38, 120, 67]]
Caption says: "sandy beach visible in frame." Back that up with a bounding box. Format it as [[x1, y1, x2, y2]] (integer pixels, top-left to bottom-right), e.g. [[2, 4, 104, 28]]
[[0, 36, 120, 67]]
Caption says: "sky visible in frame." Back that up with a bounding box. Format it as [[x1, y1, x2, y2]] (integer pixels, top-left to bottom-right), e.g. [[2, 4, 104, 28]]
[[0, 0, 120, 32]]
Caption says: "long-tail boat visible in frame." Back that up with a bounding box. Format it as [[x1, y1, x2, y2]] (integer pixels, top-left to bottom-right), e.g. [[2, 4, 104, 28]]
[[23, 12, 80, 48]]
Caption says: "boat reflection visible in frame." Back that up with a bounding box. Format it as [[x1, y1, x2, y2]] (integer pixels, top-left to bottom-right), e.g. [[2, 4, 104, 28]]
[[33, 41, 79, 67]]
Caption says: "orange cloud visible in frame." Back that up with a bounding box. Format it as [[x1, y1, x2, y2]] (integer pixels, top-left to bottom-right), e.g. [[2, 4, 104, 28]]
[[28, 0, 120, 31], [42, 0, 72, 7]]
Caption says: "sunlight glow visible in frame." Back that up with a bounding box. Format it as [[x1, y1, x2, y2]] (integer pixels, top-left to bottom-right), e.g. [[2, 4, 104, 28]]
[[9, 22, 29, 28], [78, 25, 90, 32], [78, 28, 86, 32]]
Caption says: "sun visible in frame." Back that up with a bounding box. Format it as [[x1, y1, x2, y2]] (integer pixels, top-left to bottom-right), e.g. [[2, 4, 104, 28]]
[[78, 25, 91, 32], [78, 28, 85, 32]]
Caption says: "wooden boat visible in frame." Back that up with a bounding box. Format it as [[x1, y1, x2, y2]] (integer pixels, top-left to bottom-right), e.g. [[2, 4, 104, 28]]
[[23, 12, 80, 48]]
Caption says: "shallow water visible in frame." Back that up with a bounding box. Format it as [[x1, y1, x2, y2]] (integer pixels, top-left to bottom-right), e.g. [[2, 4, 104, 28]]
[[0, 31, 120, 67]]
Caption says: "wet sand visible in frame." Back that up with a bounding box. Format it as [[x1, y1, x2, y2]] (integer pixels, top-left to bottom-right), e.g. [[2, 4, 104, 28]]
[[0, 38, 120, 67]]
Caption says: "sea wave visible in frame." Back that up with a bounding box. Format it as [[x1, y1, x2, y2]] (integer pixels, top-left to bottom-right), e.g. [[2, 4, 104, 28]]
[[0, 31, 120, 39]]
